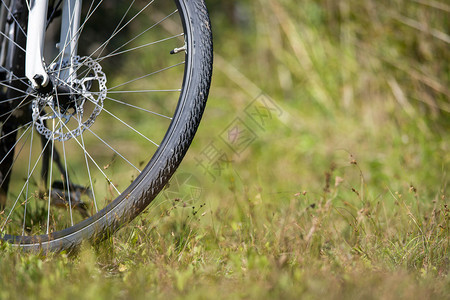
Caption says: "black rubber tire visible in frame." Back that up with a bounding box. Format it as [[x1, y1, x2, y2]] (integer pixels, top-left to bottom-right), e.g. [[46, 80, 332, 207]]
[[2, 0, 213, 252]]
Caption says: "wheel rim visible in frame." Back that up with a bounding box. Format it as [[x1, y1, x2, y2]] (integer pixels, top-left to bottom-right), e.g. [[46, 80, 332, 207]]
[[0, 1, 196, 244]]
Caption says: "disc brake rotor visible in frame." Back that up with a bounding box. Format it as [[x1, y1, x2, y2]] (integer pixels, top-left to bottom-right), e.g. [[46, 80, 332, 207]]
[[32, 56, 107, 142]]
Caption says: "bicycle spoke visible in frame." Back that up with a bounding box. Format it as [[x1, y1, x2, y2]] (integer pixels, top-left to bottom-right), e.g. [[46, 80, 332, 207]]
[[59, 0, 177, 83], [92, 9, 180, 64], [0, 95, 33, 131], [0, 30, 25, 53], [23, 0, 30, 12], [51, 0, 105, 67], [105, 96, 173, 120], [1, 127, 49, 231], [81, 0, 136, 62], [46, 104, 121, 201], [22, 127, 34, 235], [61, 137, 74, 226], [43, 106, 99, 214], [0, 0, 27, 38], [92, 33, 184, 62], [45, 0, 63, 28], [0, 121, 31, 142], [0, 76, 29, 86], [52, 7, 183, 91], [105, 89, 181, 94], [80, 126, 97, 213], [46, 119, 56, 234], [0, 93, 31, 105], [0, 124, 30, 165], [0, 124, 33, 191], [109, 61, 185, 91], [0, 0, 213, 249], [0, 79, 31, 96], [0, 99, 32, 119], [85, 127, 141, 173], [102, 106, 160, 148], [57, 89, 181, 96], [76, 0, 154, 64], [55, 0, 81, 80], [51, 76, 161, 148]]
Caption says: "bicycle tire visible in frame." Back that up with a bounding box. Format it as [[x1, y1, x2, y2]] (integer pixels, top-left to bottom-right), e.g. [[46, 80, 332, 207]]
[[0, 0, 212, 252]]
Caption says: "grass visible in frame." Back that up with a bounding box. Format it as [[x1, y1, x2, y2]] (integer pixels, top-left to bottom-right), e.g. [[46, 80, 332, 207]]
[[0, 0, 449, 298]]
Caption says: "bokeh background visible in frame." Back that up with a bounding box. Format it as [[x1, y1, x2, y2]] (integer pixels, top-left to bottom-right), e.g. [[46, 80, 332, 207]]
[[176, 0, 449, 225]]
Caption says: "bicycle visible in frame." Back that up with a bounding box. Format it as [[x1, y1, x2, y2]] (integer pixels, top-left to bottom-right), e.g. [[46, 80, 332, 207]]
[[0, 0, 213, 252]]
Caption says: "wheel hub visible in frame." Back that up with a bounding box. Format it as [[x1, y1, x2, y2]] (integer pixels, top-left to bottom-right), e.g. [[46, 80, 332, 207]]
[[32, 56, 107, 142]]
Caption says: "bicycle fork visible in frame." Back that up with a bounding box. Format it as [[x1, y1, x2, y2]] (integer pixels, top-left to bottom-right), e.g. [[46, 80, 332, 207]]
[[26, 0, 81, 89], [0, 0, 83, 210]]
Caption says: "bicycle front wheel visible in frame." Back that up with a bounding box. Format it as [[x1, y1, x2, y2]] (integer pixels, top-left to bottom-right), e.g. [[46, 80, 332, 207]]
[[0, 0, 212, 252]]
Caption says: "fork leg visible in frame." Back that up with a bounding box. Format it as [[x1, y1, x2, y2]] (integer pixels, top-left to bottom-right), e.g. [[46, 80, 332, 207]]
[[25, 0, 50, 88], [58, 0, 82, 82]]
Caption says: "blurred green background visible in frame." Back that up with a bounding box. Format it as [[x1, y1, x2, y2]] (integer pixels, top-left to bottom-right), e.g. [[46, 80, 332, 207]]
[[152, 0, 449, 297], [159, 0, 449, 296], [186, 0, 448, 195]]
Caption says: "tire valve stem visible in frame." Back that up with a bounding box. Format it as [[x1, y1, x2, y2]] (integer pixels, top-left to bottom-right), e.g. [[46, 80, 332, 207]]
[[170, 44, 187, 55]]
